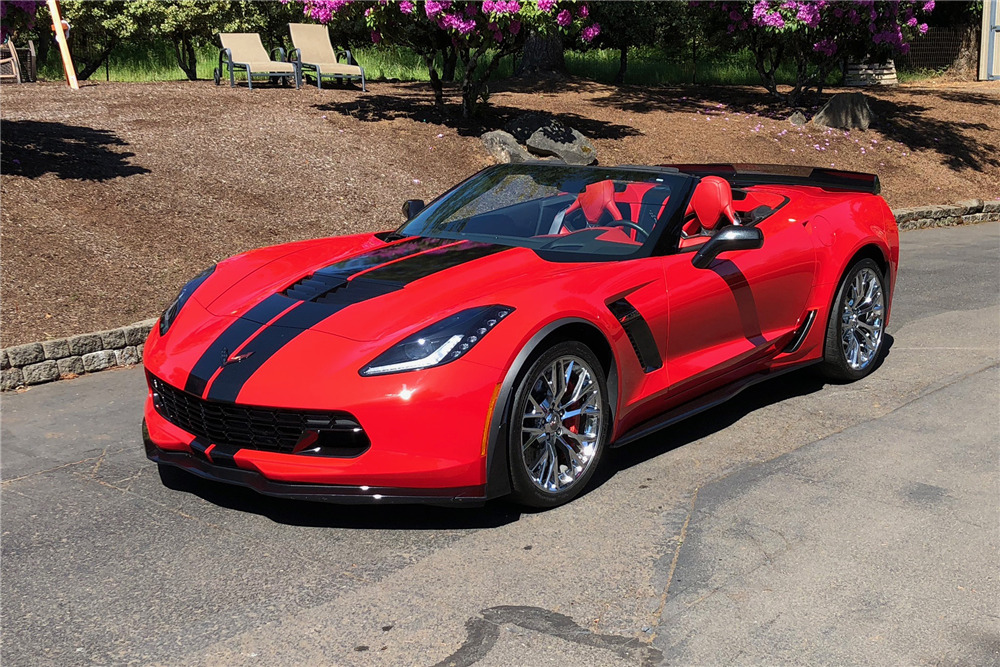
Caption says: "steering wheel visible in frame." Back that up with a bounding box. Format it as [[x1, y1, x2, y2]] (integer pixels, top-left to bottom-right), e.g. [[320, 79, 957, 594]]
[[604, 220, 649, 242]]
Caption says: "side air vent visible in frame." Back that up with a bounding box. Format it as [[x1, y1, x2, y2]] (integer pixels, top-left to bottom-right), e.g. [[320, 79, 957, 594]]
[[283, 273, 400, 304], [782, 309, 817, 354], [607, 298, 663, 373]]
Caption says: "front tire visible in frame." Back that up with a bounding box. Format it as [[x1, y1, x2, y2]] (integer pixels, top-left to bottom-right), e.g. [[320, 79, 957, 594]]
[[819, 258, 887, 382], [507, 341, 610, 508]]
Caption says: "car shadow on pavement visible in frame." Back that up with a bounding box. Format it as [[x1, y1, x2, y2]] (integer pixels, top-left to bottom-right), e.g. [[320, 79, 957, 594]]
[[584, 333, 896, 499], [157, 466, 523, 529], [160, 335, 893, 525]]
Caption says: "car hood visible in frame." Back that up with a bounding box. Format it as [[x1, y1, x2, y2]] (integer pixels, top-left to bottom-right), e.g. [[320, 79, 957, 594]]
[[200, 236, 590, 343]]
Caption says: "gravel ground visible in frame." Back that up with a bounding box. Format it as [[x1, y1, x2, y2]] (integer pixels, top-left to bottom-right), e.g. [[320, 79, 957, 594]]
[[1, 78, 997, 346]]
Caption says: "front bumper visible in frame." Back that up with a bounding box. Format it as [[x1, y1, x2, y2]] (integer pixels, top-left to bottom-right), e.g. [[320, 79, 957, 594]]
[[144, 421, 486, 505]]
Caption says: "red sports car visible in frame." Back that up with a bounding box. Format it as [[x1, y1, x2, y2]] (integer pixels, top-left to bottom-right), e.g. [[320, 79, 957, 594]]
[[143, 163, 898, 508]]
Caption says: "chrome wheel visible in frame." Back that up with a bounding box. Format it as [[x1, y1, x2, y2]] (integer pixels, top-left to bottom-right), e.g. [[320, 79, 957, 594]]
[[840, 266, 884, 371], [519, 355, 603, 493]]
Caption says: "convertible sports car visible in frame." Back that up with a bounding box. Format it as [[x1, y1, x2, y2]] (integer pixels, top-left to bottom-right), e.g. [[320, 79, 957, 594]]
[[143, 163, 898, 508]]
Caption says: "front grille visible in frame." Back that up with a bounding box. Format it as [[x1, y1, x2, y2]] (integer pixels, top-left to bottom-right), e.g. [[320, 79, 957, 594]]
[[149, 374, 370, 457]]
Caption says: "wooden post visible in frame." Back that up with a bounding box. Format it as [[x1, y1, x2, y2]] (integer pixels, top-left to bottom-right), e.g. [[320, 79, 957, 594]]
[[46, 0, 78, 89]]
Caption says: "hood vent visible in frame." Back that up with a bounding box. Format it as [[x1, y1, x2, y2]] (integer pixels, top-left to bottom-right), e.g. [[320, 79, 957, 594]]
[[283, 272, 400, 305]]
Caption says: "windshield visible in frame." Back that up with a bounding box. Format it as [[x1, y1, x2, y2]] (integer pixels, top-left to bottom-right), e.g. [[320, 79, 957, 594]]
[[396, 164, 689, 260]]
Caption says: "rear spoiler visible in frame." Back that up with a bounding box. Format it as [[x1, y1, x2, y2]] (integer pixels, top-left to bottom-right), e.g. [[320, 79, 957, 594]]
[[663, 163, 881, 195]]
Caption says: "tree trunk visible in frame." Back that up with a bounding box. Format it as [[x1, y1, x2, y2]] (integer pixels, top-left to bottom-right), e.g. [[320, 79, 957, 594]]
[[752, 41, 786, 103], [461, 47, 512, 118], [691, 35, 698, 85], [614, 46, 628, 84], [173, 37, 198, 81], [422, 53, 445, 108], [441, 45, 457, 82], [515, 30, 566, 78], [75, 42, 116, 81]]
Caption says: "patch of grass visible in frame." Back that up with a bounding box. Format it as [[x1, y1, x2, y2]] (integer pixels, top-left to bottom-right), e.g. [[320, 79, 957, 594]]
[[36, 40, 839, 89], [896, 67, 948, 83], [38, 41, 219, 82], [566, 46, 842, 87]]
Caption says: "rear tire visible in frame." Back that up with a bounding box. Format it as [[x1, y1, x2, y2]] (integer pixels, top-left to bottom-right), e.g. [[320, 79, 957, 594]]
[[507, 341, 610, 509], [819, 258, 887, 382], [213, 68, 220, 86]]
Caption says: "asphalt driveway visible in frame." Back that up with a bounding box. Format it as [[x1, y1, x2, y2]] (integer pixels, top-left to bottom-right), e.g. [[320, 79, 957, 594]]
[[2, 222, 997, 666]]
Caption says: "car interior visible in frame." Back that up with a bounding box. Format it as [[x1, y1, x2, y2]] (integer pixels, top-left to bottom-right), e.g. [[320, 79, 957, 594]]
[[437, 175, 788, 254]]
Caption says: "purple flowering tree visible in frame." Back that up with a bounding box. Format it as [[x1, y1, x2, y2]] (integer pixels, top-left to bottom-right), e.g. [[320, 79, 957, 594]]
[[1, 0, 43, 42], [705, 0, 934, 106], [292, 0, 599, 117]]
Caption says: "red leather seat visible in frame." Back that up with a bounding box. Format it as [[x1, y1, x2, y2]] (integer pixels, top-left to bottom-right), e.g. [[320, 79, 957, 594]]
[[681, 176, 739, 236], [563, 180, 622, 226]]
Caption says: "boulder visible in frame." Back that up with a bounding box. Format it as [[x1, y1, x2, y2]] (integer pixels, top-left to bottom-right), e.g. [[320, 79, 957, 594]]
[[526, 126, 597, 165], [505, 113, 552, 142], [481, 130, 531, 164], [812, 92, 874, 131], [788, 111, 807, 126]]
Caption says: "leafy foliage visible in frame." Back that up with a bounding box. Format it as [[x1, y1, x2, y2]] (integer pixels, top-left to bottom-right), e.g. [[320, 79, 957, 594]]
[[287, 0, 600, 117], [0, 0, 44, 42], [698, 0, 935, 105]]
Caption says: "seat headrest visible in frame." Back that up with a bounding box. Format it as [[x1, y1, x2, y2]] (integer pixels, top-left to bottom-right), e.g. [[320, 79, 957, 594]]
[[575, 180, 619, 223], [690, 176, 738, 231]]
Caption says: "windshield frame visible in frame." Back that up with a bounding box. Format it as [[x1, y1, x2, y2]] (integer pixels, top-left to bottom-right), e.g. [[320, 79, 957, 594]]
[[394, 163, 697, 262]]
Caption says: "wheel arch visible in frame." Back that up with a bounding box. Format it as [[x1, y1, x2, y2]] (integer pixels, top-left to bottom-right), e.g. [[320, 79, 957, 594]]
[[846, 243, 890, 282], [483, 318, 619, 500]]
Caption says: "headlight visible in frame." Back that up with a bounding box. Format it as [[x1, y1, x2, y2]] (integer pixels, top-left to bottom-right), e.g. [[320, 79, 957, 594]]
[[360, 305, 514, 376], [158, 265, 216, 336]]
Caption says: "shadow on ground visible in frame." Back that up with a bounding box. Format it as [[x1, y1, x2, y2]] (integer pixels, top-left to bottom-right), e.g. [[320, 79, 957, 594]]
[[162, 337, 893, 524], [586, 334, 895, 498], [868, 95, 1000, 172], [313, 81, 641, 140], [1, 120, 150, 181], [585, 83, 999, 173]]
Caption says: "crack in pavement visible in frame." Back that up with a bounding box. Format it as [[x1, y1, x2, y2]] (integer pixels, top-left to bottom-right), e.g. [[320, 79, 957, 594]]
[[431, 606, 663, 667], [647, 359, 999, 636], [648, 488, 698, 645]]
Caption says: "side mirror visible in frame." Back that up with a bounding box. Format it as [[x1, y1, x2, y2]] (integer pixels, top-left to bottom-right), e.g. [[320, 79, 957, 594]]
[[691, 225, 763, 269], [402, 199, 425, 220]]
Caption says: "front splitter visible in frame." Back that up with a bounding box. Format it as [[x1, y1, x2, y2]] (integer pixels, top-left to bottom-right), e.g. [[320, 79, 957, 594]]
[[143, 422, 486, 506]]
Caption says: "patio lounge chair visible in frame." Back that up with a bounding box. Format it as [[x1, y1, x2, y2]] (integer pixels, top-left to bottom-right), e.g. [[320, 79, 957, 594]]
[[215, 33, 300, 90], [288, 23, 366, 91], [0, 40, 22, 84]]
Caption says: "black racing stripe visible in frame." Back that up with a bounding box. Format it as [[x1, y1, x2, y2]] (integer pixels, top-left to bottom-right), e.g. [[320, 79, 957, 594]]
[[183, 294, 292, 396], [361, 242, 506, 284], [314, 237, 452, 276], [205, 302, 336, 404]]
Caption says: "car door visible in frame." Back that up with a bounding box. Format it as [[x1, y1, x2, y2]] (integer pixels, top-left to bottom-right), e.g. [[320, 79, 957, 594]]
[[662, 214, 817, 395]]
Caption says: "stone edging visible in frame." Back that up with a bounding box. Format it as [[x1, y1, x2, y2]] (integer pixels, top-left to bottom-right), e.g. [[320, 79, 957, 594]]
[[1, 202, 998, 391], [893, 199, 999, 230], [1, 319, 156, 391]]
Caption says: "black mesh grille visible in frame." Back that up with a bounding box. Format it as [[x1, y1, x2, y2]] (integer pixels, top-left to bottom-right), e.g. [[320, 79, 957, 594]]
[[149, 374, 369, 456]]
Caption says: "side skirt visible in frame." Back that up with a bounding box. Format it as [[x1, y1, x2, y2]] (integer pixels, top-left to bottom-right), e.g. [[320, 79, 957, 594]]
[[612, 359, 821, 448]]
